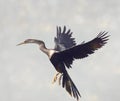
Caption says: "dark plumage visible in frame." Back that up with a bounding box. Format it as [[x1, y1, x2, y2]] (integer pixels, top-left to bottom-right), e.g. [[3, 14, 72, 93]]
[[54, 26, 76, 51], [55, 31, 109, 69], [17, 26, 109, 101]]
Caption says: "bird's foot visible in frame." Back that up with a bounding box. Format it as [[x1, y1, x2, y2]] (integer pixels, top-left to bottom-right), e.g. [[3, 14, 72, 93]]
[[59, 74, 63, 85], [52, 72, 60, 84]]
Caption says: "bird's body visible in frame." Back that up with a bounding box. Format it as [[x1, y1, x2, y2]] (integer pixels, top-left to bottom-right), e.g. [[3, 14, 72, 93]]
[[17, 26, 109, 101]]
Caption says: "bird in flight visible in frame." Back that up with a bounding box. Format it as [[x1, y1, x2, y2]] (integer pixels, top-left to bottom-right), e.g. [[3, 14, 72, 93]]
[[17, 26, 109, 101]]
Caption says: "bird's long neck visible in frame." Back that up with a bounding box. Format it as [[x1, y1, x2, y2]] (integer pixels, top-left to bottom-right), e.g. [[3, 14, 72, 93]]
[[39, 42, 56, 58], [39, 42, 49, 55]]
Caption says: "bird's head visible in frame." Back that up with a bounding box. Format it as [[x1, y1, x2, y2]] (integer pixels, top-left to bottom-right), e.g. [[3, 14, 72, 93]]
[[17, 39, 45, 46]]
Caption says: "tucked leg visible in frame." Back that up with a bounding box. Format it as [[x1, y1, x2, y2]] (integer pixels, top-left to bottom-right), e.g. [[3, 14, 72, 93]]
[[59, 73, 63, 85], [52, 72, 60, 84]]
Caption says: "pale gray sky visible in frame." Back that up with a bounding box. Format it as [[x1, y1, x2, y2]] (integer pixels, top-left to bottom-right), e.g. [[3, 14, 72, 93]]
[[0, 0, 120, 101]]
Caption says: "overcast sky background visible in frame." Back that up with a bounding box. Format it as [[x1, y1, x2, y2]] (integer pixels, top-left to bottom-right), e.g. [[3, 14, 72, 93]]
[[0, 0, 120, 101]]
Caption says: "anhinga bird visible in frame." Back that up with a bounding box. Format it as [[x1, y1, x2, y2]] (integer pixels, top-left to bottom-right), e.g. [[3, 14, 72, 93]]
[[17, 26, 109, 101]]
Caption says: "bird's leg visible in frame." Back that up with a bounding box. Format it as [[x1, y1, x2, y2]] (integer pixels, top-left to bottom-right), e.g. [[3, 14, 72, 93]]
[[59, 73, 63, 85], [52, 72, 60, 84]]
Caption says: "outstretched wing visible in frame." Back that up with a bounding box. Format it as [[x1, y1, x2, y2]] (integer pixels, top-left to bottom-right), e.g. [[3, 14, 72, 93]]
[[54, 26, 76, 51], [55, 31, 109, 68]]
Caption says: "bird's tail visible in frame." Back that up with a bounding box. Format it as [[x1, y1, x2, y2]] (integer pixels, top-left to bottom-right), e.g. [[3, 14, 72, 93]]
[[61, 71, 81, 101]]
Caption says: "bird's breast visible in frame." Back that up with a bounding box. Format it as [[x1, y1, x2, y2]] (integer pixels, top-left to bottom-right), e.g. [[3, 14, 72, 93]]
[[50, 53, 66, 73], [48, 50, 58, 59]]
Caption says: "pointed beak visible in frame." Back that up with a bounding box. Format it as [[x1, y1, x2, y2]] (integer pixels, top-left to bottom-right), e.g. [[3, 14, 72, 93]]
[[16, 42, 25, 46]]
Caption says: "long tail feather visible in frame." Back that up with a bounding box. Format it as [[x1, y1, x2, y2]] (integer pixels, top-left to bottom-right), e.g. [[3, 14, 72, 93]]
[[60, 72, 81, 101]]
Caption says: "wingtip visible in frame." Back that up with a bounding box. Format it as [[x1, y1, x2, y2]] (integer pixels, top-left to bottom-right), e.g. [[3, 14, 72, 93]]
[[97, 31, 110, 40], [62, 26, 66, 33]]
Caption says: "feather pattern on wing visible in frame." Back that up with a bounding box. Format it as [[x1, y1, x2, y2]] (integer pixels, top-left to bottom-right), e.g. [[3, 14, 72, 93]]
[[55, 31, 109, 68], [54, 26, 76, 51]]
